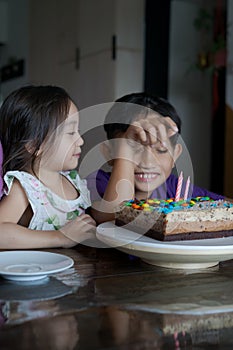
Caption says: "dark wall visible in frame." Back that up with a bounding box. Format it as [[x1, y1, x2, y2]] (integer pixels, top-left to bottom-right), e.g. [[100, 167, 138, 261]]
[[144, 0, 171, 98]]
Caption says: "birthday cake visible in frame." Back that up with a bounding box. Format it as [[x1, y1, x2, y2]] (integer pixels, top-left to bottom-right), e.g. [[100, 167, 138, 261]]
[[115, 197, 233, 241]]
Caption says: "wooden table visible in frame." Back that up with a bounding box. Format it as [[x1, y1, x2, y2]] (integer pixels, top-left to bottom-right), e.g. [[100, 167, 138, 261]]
[[1, 244, 233, 349]]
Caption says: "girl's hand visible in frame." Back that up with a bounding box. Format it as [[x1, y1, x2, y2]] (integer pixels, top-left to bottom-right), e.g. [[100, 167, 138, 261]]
[[59, 214, 96, 246]]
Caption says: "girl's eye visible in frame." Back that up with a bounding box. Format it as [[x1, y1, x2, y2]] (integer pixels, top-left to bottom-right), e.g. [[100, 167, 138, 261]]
[[67, 131, 80, 136]]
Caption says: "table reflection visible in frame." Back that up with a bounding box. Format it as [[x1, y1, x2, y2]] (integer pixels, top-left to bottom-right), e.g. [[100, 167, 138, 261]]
[[0, 246, 233, 349]]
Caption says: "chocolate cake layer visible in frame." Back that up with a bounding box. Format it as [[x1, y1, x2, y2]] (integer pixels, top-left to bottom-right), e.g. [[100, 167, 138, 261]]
[[116, 219, 233, 241], [115, 198, 233, 242]]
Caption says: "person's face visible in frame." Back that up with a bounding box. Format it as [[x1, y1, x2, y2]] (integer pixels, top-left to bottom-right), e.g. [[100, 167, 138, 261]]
[[104, 113, 182, 198], [39, 102, 84, 172], [133, 141, 181, 197], [130, 113, 181, 196], [104, 136, 182, 198]]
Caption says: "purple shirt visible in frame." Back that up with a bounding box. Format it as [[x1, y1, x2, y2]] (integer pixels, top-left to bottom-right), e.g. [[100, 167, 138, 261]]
[[86, 169, 224, 202], [0, 142, 3, 199]]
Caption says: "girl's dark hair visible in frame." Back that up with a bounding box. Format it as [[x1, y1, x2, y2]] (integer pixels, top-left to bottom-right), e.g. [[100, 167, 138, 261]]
[[0, 85, 72, 175], [104, 92, 181, 144]]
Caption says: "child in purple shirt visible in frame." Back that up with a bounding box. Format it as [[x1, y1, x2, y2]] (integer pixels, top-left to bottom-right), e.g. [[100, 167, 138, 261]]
[[86, 93, 224, 224]]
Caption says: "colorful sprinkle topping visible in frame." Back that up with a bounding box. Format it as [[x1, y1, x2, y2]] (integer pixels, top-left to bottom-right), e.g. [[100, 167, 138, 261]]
[[123, 197, 232, 214]]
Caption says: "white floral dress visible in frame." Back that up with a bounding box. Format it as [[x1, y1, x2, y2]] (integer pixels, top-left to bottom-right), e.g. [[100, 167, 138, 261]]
[[4, 170, 91, 230]]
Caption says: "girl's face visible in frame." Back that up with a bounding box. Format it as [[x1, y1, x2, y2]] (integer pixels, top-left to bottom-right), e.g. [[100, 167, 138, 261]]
[[39, 102, 84, 172]]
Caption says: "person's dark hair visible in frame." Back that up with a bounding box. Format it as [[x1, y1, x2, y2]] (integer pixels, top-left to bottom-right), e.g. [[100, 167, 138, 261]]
[[104, 92, 181, 145], [0, 85, 72, 175]]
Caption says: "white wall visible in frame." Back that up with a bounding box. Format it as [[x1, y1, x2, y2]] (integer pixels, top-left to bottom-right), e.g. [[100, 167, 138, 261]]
[[1, 0, 144, 108], [28, 0, 144, 109]]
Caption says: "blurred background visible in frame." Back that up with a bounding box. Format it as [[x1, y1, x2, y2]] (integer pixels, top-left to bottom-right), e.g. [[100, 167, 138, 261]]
[[0, 0, 232, 197]]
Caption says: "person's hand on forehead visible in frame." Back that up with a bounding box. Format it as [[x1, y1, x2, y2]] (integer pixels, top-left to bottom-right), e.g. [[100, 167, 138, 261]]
[[124, 113, 178, 148]]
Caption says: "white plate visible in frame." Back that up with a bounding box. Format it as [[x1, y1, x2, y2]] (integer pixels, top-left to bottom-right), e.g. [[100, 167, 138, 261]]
[[97, 222, 233, 269], [0, 251, 74, 281]]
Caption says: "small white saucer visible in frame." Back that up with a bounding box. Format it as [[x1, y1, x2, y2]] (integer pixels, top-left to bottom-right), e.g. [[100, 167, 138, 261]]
[[0, 251, 74, 281]]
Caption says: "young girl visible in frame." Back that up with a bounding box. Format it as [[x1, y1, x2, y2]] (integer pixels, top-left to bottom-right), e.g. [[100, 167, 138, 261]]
[[0, 85, 96, 249], [87, 92, 224, 223]]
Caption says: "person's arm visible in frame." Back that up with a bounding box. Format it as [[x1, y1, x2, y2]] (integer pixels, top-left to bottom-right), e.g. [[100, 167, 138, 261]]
[[91, 139, 135, 224], [0, 222, 75, 249], [0, 180, 96, 249]]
